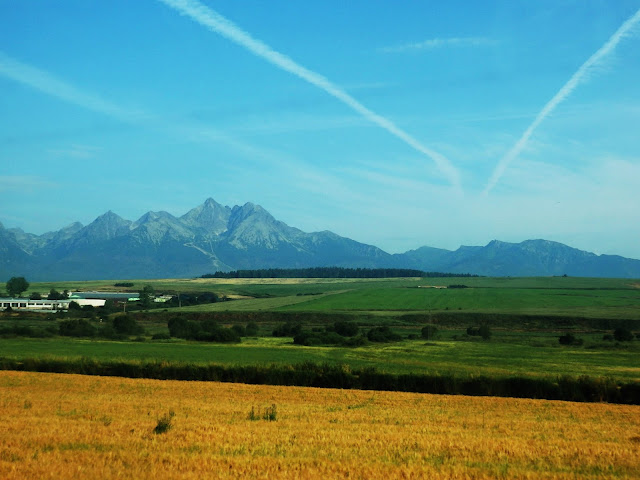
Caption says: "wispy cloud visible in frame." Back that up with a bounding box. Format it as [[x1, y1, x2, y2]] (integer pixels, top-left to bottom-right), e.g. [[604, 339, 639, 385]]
[[380, 37, 495, 54], [157, 0, 461, 190], [48, 144, 102, 160], [0, 51, 147, 122], [0, 50, 290, 170], [0, 175, 57, 192], [483, 8, 640, 195]]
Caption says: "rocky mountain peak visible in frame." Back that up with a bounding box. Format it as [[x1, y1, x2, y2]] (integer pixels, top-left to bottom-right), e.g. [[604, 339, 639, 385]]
[[181, 198, 231, 235]]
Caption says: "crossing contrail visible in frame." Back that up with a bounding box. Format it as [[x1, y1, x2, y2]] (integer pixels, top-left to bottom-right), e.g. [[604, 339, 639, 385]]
[[158, 0, 461, 189], [483, 8, 640, 195]]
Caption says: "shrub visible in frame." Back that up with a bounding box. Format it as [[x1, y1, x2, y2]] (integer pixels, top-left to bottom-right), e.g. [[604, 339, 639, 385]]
[[263, 404, 277, 421], [333, 321, 359, 337], [68, 301, 82, 310], [614, 328, 634, 342], [168, 316, 190, 338], [59, 319, 97, 337], [478, 325, 492, 340], [112, 315, 143, 335], [247, 405, 277, 421], [367, 326, 402, 343], [152, 333, 171, 340], [245, 322, 259, 336], [421, 324, 438, 340], [231, 324, 246, 337], [153, 411, 175, 434], [467, 325, 491, 340], [273, 322, 302, 337], [559, 333, 583, 346]]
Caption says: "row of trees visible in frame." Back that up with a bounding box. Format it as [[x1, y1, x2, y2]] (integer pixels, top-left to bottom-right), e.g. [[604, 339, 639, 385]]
[[5, 276, 72, 301], [202, 267, 478, 279]]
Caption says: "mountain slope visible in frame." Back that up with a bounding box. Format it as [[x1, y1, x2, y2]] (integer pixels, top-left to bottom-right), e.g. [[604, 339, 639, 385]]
[[394, 239, 640, 278], [1, 200, 639, 280]]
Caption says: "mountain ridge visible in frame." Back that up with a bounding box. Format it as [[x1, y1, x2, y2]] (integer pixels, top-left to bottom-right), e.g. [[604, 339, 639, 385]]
[[1, 199, 639, 281]]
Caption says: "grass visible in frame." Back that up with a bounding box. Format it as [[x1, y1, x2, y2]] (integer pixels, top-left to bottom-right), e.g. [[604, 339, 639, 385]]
[[5, 275, 639, 396], [276, 285, 640, 319], [1, 334, 638, 381]]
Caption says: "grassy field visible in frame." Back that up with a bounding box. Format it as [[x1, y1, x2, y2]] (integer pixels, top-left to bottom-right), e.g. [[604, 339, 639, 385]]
[[56, 276, 637, 319], [3, 275, 639, 385], [1, 333, 638, 381], [1, 370, 638, 479]]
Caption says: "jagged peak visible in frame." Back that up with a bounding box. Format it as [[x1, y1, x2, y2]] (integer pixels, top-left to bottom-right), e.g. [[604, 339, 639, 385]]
[[203, 197, 223, 208], [135, 210, 176, 223], [94, 210, 126, 222]]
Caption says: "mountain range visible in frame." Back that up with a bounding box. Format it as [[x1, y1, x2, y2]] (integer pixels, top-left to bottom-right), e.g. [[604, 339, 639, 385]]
[[1, 198, 639, 281]]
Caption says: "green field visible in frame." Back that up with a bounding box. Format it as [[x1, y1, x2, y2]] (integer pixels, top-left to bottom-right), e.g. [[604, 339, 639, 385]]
[[1, 334, 638, 381], [37, 275, 637, 319], [2, 275, 639, 395]]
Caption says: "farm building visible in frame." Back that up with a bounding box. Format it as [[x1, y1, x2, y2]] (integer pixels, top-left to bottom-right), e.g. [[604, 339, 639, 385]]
[[0, 298, 71, 311]]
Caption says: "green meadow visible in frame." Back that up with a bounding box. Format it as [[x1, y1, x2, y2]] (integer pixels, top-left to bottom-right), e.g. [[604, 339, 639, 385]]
[[2, 275, 639, 391]]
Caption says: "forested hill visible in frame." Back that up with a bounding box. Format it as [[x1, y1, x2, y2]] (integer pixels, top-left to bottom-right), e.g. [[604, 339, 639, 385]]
[[201, 267, 478, 279]]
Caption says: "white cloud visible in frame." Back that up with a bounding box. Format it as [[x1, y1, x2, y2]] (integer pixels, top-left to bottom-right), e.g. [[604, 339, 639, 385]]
[[380, 37, 496, 54]]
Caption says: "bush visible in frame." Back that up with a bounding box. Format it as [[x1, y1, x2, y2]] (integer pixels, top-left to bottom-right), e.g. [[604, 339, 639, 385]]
[[559, 333, 583, 346], [168, 316, 240, 343], [245, 322, 259, 336], [467, 325, 492, 340], [367, 326, 402, 343], [112, 315, 143, 335], [152, 333, 171, 340], [168, 317, 190, 338], [614, 328, 634, 342], [333, 321, 359, 337], [59, 319, 97, 337], [273, 322, 302, 337], [231, 324, 246, 337], [153, 410, 174, 434], [421, 324, 438, 340]]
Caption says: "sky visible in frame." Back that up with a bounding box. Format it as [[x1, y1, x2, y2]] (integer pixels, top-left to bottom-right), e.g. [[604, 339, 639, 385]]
[[1, 0, 639, 258]]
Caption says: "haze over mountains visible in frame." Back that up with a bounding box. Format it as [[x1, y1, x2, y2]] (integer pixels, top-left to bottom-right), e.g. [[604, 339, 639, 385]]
[[1, 198, 639, 281]]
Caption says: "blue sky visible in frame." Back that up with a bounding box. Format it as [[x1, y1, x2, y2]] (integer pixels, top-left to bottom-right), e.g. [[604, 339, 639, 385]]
[[1, 0, 639, 258]]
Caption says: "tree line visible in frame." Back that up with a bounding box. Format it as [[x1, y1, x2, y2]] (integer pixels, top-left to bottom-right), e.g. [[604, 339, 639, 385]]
[[201, 267, 478, 279]]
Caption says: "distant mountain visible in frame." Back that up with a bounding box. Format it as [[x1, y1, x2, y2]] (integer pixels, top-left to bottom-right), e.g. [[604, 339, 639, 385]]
[[393, 239, 640, 278], [1, 199, 639, 281]]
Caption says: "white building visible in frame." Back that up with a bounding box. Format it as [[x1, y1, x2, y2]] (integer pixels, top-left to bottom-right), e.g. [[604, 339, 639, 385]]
[[0, 298, 71, 311]]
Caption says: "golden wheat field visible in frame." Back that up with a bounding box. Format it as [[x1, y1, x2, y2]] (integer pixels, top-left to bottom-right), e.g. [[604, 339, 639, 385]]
[[1, 371, 639, 479]]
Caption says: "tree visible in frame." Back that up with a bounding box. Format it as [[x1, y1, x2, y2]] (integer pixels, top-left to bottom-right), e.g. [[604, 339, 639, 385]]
[[613, 328, 634, 342], [113, 315, 142, 335], [421, 324, 438, 340], [29, 292, 42, 300], [333, 321, 359, 337], [139, 285, 155, 309], [6, 277, 29, 298], [48, 289, 64, 300]]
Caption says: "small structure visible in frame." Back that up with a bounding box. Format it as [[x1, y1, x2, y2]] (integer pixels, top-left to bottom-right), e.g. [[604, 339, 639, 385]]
[[0, 298, 71, 311]]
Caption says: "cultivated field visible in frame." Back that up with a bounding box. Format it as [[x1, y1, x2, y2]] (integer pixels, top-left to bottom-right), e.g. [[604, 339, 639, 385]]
[[1, 370, 639, 479]]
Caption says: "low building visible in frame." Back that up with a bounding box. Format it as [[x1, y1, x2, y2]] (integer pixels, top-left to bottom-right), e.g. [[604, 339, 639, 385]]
[[0, 298, 71, 311]]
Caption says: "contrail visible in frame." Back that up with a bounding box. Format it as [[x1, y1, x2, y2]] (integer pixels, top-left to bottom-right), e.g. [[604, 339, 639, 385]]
[[0, 50, 268, 156], [158, 0, 461, 189], [0, 51, 145, 122], [380, 37, 494, 54], [483, 8, 640, 195]]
